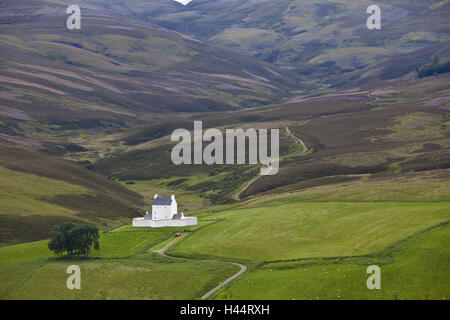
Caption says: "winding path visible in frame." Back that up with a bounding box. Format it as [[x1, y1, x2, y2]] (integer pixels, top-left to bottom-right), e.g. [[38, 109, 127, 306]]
[[285, 126, 308, 155], [201, 262, 247, 300], [154, 237, 183, 258], [233, 175, 261, 201], [232, 125, 309, 201], [153, 235, 247, 300], [154, 126, 309, 296]]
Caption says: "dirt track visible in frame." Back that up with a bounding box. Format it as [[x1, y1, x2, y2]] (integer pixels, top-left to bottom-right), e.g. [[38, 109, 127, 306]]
[[153, 234, 247, 300], [201, 262, 247, 300], [285, 126, 308, 155], [233, 125, 308, 201]]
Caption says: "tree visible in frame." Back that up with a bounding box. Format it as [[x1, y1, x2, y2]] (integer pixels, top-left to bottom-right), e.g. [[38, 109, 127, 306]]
[[48, 223, 100, 257], [418, 56, 450, 78]]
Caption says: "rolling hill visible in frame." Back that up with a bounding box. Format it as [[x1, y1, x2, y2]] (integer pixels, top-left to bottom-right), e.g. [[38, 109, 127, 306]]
[[80, 0, 450, 87], [87, 73, 450, 205], [0, 0, 449, 301], [0, 140, 146, 246], [0, 0, 301, 126]]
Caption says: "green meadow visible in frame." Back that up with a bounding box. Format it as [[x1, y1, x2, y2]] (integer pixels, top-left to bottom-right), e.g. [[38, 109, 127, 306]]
[[0, 227, 238, 300], [214, 223, 450, 300], [1, 172, 449, 300], [170, 200, 450, 262], [0, 166, 85, 217], [5, 256, 238, 300]]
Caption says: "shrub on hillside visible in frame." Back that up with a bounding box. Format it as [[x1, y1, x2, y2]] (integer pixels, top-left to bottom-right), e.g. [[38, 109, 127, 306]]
[[418, 57, 450, 78]]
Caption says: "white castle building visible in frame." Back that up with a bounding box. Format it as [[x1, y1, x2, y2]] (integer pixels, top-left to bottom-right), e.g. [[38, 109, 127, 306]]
[[132, 194, 197, 228]]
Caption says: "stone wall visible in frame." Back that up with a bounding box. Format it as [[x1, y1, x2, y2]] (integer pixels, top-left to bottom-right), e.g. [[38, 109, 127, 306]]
[[132, 217, 197, 228]]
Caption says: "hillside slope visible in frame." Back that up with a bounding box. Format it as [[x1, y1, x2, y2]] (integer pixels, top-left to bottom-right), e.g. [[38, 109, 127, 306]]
[[0, 139, 147, 246], [82, 0, 450, 85], [88, 73, 450, 204], [0, 0, 301, 122]]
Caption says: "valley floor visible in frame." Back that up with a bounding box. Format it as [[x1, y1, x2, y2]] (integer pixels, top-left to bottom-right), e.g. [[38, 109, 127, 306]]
[[1, 188, 449, 299]]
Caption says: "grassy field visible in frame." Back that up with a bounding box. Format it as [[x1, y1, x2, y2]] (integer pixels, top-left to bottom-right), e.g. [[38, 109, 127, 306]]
[[214, 223, 450, 300], [0, 166, 84, 217], [257, 171, 450, 202], [0, 227, 239, 300], [7, 256, 238, 300], [170, 199, 450, 262], [1, 176, 449, 299]]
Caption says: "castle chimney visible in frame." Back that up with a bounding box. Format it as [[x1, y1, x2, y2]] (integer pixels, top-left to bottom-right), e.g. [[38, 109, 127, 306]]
[[154, 194, 158, 199], [171, 194, 175, 200]]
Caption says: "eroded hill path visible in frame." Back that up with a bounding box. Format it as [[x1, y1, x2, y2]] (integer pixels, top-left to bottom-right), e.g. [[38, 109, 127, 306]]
[[153, 234, 247, 299], [233, 175, 261, 201], [233, 125, 309, 201], [285, 126, 308, 155]]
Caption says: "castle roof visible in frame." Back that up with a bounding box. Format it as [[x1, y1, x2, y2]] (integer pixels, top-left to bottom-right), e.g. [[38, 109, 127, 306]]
[[152, 196, 172, 206]]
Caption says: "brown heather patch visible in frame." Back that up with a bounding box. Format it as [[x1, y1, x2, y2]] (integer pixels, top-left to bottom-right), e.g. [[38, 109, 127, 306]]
[[0, 75, 66, 95], [0, 214, 86, 247]]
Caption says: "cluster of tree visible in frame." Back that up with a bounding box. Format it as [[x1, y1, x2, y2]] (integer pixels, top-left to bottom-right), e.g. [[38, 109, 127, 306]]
[[418, 57, 450, 78], [48, 223, 100, 257]]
